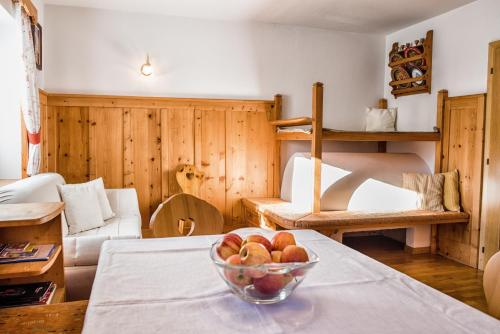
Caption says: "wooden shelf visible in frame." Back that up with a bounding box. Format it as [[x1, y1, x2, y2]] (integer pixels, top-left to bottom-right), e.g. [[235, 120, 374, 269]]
[[50, 287, 66, 304], [389, 74, 427, 87], [276, 129, 440, 142], [389, 30, 433, 98], [270, 117, 312, 127], [392, 85, 430, 98], [388, 54, 425, 67], [0, 203, 64, 227], [0, 245, 62, 279]]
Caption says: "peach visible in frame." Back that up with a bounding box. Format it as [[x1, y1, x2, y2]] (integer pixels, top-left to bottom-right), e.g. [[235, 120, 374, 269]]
[[239, 242, 271, 266], [224, 254, 252, 287], [271, 251, 282, 263], [253, 274, 288, 295], [281, 245, 309, 263], [271, 232, 296, 251], [217, 233, 243, 260], [241, 234, 272, 252]]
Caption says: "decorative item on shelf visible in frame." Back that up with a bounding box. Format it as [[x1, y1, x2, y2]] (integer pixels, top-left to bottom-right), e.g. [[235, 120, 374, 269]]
[[391, 66, 411, 89], [388, 30, 433, 98], [408, 66, 425, 86], [405, 46, 424, 67], [389, 44, 404, 63], [140, 54, 153, 76]]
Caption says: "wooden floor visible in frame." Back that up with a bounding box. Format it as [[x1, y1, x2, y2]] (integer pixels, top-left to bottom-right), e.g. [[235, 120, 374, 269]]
[[344, 235, 488, 313]]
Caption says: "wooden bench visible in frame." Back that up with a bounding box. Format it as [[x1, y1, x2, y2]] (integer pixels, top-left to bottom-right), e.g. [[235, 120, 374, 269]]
[[243, 198, 470, 243]]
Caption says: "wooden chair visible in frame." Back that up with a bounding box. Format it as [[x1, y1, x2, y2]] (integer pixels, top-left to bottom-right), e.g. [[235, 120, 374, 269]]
[[150, 193, 224, 237], [484, 251, 500, 319], [176, 164, 204, 197]]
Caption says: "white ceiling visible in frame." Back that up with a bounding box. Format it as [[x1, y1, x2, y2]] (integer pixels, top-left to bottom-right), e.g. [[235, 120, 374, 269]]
[[44, 0, 476, 33]]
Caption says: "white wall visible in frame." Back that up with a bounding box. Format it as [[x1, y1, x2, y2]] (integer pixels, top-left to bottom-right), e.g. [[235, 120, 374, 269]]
[[385, 0, 500, 169], [0, 3, 22, 179], [44, 5, 384, 131]]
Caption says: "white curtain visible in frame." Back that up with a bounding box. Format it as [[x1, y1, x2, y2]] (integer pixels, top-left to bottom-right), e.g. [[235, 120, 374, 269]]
[[16, 3, 40, 176]]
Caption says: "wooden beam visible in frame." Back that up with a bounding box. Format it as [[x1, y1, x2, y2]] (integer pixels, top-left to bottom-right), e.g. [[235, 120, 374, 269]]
[[273, 94, 282, 198], [432, 89, 448, 254], [270, 117, 312, 127], [13, 0, 38, 23], [275, 130, 440, 142], [311, 82, 323, 214]]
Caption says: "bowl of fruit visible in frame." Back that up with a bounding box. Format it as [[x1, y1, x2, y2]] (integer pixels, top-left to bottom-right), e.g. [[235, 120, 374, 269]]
[[210, 231, 319, 304]]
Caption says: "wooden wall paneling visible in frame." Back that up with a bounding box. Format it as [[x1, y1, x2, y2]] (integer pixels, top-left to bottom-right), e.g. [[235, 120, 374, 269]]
[[88, 108, 124, 188], [432, 90, 448, 254], [194, 107, 226, 216], [225, 108, 276, 227], [39, 94, 48, 173], [161, 108, 195, 200], [43, 93, 275, 226], [45, 105, 58, 173], [438, 95, 486, 268], [123, 108, 162, 228], [225, 110, 249, 227], [480, 41, 500, 269], [56, 106, 90, 184]]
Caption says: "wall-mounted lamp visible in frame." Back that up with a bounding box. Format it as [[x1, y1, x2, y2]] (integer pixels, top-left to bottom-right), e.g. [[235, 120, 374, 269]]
[[141, 54, 153, 76]]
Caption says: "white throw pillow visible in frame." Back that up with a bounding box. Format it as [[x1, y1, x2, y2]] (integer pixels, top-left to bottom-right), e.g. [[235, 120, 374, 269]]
[[59, 178, 115, 220], [365, 107, 397, 132], [57, 184, 105, 234], [88, 178, 115, 220]]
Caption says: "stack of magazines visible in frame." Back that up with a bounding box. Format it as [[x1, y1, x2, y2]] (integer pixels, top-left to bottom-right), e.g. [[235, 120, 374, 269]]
[[0, 282, 57, 308], [0, 242, 56, 264]]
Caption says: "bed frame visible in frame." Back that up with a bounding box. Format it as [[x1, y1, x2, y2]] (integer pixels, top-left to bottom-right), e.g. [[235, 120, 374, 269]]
[[243, 82, 480, 256]]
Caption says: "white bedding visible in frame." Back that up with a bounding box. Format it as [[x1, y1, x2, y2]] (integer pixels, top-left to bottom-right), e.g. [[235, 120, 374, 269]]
[[83, 228, 500, 334]]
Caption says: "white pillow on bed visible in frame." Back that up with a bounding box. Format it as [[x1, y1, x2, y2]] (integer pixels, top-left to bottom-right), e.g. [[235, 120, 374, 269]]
[[365, 107, 397, 132]]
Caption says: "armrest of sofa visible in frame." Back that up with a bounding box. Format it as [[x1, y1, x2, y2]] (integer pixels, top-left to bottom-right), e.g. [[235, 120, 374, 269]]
[[105, 188, 141, 218]]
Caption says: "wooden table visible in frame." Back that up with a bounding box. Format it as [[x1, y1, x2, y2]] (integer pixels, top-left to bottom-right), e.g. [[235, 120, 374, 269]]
[[0, 300, 88, 333], [83, 228, 500, 333]]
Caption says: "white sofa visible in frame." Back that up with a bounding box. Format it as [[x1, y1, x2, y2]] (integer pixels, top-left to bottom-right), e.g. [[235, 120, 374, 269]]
[[0, 173, 142, 300]]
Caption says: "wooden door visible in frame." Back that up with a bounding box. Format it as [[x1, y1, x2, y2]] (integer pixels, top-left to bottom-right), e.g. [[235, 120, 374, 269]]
[[438, 94, 486, 268], [480, 41, 500, 269]]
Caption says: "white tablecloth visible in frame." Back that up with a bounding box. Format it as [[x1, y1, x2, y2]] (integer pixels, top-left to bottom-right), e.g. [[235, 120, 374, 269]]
[[83, 228, 500, 334]]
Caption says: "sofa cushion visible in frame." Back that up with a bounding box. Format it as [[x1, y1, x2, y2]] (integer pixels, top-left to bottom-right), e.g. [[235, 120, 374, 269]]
[[63, 215, 141, 266], [58, 183, 106, 234]]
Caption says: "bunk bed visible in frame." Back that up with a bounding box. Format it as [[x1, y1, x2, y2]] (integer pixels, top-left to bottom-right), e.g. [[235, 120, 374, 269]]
[[242, 82, 470, 251]]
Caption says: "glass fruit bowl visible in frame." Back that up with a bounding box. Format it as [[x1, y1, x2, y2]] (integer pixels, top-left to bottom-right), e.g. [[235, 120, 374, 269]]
[[210, 236, 319, 304]]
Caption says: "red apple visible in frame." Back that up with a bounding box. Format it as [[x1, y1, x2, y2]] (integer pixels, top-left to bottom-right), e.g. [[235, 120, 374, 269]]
[[242, 235, 272, 252], [271, 251, 282, 263], [217, 233, 243, 260], [271, 232, 296, 251], [253, 274, 287, 295], [281, 245, 309, 263], [224, 254, 252, 287]]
